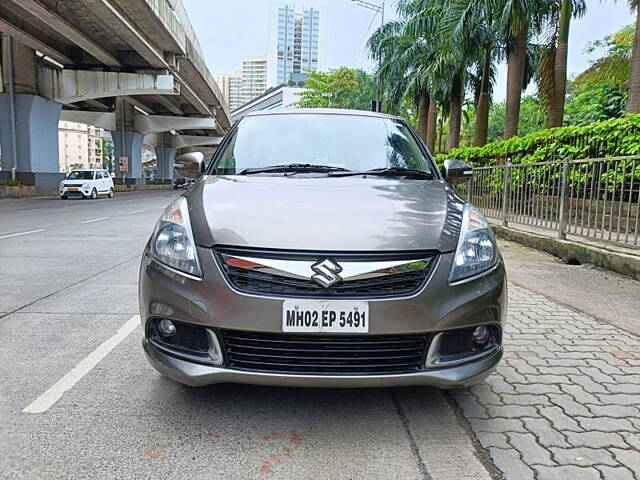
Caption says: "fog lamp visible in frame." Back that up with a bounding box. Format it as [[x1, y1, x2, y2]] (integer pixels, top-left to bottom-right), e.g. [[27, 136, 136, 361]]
[[472, 325, 490, 344], [158, 319, 176, 337]]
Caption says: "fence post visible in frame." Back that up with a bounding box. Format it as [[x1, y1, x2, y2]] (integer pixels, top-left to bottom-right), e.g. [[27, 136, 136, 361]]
[[501, 159, 511, 227], [557, 158, 570, 239]]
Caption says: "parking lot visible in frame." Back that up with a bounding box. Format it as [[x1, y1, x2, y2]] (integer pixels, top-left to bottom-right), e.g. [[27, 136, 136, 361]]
[[1, 192, 639, 480]]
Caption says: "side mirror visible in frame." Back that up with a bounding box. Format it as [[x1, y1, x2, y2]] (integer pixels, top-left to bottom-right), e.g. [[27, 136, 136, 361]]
[[174, 152, 205, 179], [443, 159, 473, 184]]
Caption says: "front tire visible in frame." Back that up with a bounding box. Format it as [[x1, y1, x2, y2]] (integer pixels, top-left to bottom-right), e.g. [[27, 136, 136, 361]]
[[90, 188, 98, 200], [108, 188, 114, 198], [60, 195, 68, 200]]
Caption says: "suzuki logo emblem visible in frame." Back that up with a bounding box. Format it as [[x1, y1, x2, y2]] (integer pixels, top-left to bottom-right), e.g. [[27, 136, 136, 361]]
[[311, 258, 343, 288]]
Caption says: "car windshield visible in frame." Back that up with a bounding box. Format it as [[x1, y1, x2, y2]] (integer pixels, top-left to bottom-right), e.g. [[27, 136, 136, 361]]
[[67, 171, 94, 180], [213, 113, 435, 176]]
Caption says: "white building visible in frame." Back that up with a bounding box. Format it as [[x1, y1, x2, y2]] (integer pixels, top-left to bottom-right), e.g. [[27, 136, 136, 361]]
[[216, 65, 259, 111], [58, 122, 103, 173], [241, 56, 268, 103]]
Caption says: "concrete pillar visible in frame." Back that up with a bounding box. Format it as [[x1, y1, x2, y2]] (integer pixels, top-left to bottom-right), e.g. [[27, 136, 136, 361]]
[[112, 98, 143, 179], [112, 130, 144, 179], [0, 39, 62, 175], [155, 146, 175, 182]]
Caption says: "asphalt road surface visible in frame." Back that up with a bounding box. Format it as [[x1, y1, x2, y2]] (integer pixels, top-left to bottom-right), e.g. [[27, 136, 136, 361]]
[[1, 192, 638, 480]]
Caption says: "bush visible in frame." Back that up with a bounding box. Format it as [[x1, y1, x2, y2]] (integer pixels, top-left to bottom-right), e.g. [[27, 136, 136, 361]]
[[0, 179, 23, 187], [437, 113, 640, 166], [564, 84, 628, 126]]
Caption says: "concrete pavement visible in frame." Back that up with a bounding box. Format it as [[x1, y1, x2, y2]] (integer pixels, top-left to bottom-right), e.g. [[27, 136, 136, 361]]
[[1, 193, 638, 479]]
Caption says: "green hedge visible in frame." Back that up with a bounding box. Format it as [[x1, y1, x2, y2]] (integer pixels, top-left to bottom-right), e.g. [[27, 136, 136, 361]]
[[0, 179, 23, 187], [436, 113, 640, 166]]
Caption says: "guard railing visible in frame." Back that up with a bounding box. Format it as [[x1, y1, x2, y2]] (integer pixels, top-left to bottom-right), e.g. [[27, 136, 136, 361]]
[[455, 156, 640, 247]]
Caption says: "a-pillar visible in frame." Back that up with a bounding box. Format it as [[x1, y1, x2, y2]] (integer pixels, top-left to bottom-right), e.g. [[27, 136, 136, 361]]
[[111, 98, 143, 179], [155, 133, 175, 182], [0, 38, 62, 178]]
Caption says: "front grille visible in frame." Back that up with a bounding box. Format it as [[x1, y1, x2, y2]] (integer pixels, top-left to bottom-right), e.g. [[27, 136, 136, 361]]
[[221, 330, 429, 375], [215, 249, 436, 299]]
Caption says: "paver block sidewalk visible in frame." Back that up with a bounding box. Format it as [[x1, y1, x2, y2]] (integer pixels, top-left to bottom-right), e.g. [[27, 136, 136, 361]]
[[453, 285, 640, 480]]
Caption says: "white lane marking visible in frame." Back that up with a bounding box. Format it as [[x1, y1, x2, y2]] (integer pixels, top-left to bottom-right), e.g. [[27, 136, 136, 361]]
[[0, 229, 45, 240], [23, 315, 140, 414], [127, 210, 145, 215], [80, 216, 109, 224], [17, 208, 42, 213]]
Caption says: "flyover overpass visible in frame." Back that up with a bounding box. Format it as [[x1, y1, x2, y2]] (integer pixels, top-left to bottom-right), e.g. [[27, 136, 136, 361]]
[[0, 0, 229, 188]]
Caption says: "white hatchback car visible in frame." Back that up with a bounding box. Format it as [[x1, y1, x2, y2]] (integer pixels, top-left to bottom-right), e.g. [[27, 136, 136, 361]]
[[59, 169, 115, 200]]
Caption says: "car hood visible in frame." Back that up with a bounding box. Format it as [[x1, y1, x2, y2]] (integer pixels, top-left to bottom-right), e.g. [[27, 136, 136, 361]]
[[188, 175, 464, 252]]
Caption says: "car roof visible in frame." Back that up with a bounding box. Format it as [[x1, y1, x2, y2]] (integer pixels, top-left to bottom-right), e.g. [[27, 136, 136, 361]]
[[244, 108, 403, 121]]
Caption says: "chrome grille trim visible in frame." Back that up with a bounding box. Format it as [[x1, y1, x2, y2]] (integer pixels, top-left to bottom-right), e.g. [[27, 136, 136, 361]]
[[213, 248, 437, 298]]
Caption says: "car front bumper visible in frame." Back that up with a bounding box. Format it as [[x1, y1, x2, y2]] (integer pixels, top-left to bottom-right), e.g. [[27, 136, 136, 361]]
[[139, 246, 507, 388], [60, 187, 91, 197], [143, 336, 503, 388]]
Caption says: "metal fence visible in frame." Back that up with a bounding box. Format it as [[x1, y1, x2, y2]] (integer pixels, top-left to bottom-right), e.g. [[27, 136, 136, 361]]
[[456, 156, 640, 247]]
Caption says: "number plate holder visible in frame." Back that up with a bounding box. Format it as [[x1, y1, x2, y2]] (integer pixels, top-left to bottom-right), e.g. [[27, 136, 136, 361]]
[[282, 300, 369, 333]]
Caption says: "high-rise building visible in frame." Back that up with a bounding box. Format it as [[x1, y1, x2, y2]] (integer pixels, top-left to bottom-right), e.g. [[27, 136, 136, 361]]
[[229, 70, 244, 110], [215, 70, 249, 111], [242, 56, 268, 103], [214, 74, 231, 107], [58, 122, 103, 172], [87, 126, 103, 170], [274, 5, 320, 85], [58, 122, 88, 173]]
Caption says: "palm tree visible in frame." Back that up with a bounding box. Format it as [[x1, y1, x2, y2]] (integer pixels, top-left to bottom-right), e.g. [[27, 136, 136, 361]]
[[547, 0, 586, 127], [368, 19, 433, 143], [368, 1, 450, 148], [402, 0, 483, 149], [502, 1, 532, 139], [628, 0, 640, 112], [575, 25, 634, 89], [444, 0, 502, 146], [499, 0, 557, 138]]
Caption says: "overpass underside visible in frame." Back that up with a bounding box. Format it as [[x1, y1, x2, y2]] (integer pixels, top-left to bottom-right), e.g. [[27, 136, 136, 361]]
[[0, 0, 230, 190]]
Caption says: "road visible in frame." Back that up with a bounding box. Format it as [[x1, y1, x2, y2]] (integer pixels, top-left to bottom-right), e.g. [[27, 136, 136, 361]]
[[1, 192, 639, 480]]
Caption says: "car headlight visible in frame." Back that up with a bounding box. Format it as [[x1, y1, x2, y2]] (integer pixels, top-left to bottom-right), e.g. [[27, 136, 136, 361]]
[[150, 196, 202, 277], [82, 183, 90, 189], [450, 204, 498, 283]]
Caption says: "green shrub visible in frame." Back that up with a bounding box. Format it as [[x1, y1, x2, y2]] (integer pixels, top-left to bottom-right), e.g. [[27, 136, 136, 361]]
[[437, 113, 640, 166], [0, 179, 24, 187]]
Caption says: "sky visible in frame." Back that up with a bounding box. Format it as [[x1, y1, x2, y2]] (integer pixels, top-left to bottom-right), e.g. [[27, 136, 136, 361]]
[[184, 0, 635, 101]]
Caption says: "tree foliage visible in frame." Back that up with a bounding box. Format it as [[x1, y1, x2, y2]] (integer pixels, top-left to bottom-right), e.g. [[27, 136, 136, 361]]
[[295, 68, 375, 110], [576, 25, 634, 89]]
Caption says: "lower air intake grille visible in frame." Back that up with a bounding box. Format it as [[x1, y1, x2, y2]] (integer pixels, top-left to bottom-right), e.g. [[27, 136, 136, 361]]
[[220, 330, 429, 375]]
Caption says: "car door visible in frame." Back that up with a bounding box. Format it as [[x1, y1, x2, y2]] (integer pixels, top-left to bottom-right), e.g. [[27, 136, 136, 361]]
[[97, 171, 107, 193], [92, 171, 101, 193], [100, 171, 109, 192]]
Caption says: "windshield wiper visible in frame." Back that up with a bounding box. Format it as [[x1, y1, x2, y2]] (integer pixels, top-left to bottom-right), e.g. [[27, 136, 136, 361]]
[[237, 164, 352, 175], [329, 167, 434, 179]]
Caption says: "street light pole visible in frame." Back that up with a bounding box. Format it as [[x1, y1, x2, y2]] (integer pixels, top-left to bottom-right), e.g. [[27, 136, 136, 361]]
[[350, 0, 385, 112]]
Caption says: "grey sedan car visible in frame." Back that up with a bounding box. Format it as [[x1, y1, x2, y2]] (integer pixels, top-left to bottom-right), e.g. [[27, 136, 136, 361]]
[[139, 109, 506, 388]]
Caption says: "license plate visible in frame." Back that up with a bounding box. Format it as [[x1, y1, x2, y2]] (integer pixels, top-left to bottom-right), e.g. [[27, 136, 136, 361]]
[[282, 300, 369, 333], [68, 188, 79, 192]]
